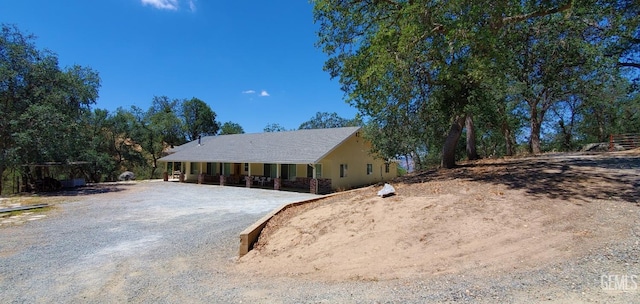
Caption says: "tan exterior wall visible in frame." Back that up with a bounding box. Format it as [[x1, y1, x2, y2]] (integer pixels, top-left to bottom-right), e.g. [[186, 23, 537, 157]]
[[184, 162, 200, 181], [248, 163, 263, 176], [295, 164, 310, 179], [320, 133, 397, 190]]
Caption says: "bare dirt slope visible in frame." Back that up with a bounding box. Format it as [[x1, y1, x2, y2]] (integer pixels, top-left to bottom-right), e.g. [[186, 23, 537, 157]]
[[237, 151, 640, 284]]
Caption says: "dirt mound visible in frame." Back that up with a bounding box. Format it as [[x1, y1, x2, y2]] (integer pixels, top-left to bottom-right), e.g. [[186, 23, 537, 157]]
[[236, 153, 640, 282]]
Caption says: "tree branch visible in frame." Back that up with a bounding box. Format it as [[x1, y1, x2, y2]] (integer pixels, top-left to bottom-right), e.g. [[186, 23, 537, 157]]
[[502, 2, 573, 25], [618, 62, 640, 69]]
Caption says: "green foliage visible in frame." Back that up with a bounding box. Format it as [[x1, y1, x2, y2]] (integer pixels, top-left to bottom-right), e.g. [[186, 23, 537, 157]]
[[313, 0, 518, 166], [219, 121, 245, 135], [396, 165, 407, 176], [298, 112, 362, 129], [263, 123, 287, 132], [0, 24, 100, 193], [313, 0, 639, 165], [182, 97, 220, 140], [75, 96, 225, 183]]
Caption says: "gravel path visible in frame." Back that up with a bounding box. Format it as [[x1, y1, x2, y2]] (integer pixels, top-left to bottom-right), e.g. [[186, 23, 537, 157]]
[[0, 181, 322, 303], [1, 176, 639, 303]]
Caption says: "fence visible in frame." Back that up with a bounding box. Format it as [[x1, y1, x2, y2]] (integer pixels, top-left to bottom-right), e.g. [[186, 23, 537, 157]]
[[609, 134, 640, 151]]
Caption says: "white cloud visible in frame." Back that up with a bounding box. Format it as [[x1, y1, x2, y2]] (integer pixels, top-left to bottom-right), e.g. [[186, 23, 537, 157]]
[[260, 90, 270, 97], [141, 0, 179, 10], [189, 0, 197, 12], [242, 90, 256, 94]]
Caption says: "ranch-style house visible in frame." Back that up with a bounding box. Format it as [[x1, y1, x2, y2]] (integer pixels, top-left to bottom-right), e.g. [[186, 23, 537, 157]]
[[158, 127, 397, 194]]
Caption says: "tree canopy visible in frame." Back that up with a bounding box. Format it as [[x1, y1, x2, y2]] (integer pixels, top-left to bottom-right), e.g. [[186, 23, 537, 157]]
[[298, 111, 362, 129], [0, 24, 100, 193], [263, 123, 288, 132], [3, 9, 638, 193], [313, 0, 639, 168], [220, 121, 245, 135], [182, 97, 220, 141], [0, 25, 228, 193]]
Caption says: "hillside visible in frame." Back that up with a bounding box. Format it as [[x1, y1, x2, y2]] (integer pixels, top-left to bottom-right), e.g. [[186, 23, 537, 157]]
[[237, 151, 640, 300]]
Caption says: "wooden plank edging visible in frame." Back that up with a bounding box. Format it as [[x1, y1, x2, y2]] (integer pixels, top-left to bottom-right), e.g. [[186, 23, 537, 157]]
[[238, 192, 346, 257], [0, 204, 49, 214]]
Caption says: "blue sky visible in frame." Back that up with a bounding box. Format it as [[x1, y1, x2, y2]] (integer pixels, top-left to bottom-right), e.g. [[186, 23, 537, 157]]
[[0, 0, 358, 133]]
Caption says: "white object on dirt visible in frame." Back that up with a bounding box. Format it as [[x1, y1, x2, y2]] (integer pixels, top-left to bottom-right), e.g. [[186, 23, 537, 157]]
[[119, 171, 136, 181], [377, 183, 396, 197]]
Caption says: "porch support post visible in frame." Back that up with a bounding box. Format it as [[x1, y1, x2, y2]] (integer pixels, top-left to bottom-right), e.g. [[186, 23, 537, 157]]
[[198, 162, 204, 184], [246, 163, 252, 188], [220, 162, 226, 186], [274, 164, 281, 190], [163, 162, 168, 181], [310, 178, 318, 194], [310, 164, 318, 194]]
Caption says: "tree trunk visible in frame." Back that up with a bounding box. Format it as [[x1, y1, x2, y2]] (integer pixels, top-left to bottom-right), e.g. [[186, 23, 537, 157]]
[[596, 113, 606, 142], [502, 123, 515, 156], [404, 154, 411, 172], [558, 120, 572, 151], [0, 165, 4, 196], [530, 117, 542, 154], [441, 116, 466, 169], [412, 151, 422, 171], [528, 93, 553, 155], [465, 115, 479, 160], [151, 156, 158, 179]]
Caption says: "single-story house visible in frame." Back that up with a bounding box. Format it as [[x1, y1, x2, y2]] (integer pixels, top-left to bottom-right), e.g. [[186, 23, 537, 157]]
[[157, 127, 397, 194]]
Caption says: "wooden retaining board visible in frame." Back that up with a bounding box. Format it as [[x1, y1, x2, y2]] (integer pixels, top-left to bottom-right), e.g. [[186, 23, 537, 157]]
[[239, 192, 348, 257], [0, 204, 49, 213]]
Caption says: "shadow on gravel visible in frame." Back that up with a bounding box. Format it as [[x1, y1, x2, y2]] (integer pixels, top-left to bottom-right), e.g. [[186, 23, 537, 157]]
[[403, 154, 640, 203], [37, 183, 134, 197]]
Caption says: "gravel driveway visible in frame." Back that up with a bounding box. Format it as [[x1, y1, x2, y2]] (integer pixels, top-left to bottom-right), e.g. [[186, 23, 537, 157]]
[[2, 174, 638, 303], [1, 181, 322, 303]]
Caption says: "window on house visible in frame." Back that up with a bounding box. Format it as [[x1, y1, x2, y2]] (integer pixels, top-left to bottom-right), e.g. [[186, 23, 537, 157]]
[[206, 162, 214, 175], [340, 164, 348, 178], [281, 164, 296, 180], [307, 164, 322, 178], [244, 163, 249, 172], [367, 164, 373, 175], [190, 162, 198, 174], [263, 164, 277, 178], [385, 163, 390, 173], [219, 163, 231, 176], [263, 164, 270, 177]]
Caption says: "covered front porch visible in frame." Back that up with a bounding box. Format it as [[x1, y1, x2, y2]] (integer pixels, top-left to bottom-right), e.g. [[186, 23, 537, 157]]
[[161, 161, 332, 194]]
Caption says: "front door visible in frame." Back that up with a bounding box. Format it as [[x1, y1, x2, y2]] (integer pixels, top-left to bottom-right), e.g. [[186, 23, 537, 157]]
[[234, 163, 241, 183]]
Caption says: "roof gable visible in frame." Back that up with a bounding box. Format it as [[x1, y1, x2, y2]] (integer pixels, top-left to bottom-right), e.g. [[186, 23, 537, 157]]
[[159, 127, 361, 164]]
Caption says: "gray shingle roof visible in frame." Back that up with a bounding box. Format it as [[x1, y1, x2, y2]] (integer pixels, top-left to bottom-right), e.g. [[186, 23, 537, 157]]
[[159, 127, 361, 164]]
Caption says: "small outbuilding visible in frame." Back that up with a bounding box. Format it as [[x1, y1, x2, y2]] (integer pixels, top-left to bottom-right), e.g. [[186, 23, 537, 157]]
[[158, 127, 397, 194]]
